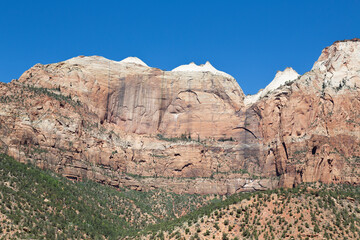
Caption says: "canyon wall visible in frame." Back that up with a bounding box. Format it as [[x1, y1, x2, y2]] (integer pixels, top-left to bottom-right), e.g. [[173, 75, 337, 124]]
[[0, 39, 359, 194]]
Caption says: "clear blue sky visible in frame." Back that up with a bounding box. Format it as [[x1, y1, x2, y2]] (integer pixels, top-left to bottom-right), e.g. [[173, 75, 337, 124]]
[[1, 0, 359, 94]]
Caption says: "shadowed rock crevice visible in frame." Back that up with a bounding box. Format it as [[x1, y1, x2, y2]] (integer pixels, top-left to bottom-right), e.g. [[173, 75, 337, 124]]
[[232, 126, 258, 139], [178, 89, 201, 104], [174, 163, 192, 172], [282, 142, 289, 160], [312, 146, 317, 155]]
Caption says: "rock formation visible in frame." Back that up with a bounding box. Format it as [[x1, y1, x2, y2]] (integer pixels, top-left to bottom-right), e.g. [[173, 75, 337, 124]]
[[244, 67, 300, 105], [0, 39, 359, 194], [18, 56, 245, 139], [252, 38, 360, 187]]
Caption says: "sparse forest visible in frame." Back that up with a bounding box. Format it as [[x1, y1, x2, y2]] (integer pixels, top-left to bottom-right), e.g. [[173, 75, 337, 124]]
[[2, 153, 360, 239]]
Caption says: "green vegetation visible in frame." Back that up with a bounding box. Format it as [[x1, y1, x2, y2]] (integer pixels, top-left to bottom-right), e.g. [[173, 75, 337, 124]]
[[149, 183, 360, 239], [150, 153, 168, 158], [157, 133, 236, 143], [217, 137, 234, 142], [156, 133, 201, 143], [335, 79, 347, 92], [24, 85, 82, 108], [3, 153, 360, 239], [0, 154, 212, 239], [0, 96, 14, 103], [293, 148, 308, 155], [29, 146, 49, 155]]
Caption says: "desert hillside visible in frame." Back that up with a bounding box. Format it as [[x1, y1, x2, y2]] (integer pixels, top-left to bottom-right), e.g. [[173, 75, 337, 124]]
[[2, 153, 360, 239]]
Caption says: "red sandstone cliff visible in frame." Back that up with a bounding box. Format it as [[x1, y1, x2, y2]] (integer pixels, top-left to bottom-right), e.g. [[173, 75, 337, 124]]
[[0, 39, 359, 194]]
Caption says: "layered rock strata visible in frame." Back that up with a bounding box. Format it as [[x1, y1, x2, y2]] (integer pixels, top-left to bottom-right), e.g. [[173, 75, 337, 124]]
[[0, 39, 359, 194]]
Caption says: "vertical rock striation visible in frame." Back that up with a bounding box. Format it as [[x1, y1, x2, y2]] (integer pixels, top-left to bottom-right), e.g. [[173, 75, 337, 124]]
[[0, 39, 358, 194]]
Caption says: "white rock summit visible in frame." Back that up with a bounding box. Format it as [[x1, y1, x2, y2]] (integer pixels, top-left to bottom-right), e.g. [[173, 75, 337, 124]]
[[65, 56, 149, 68], [172, 61, 234, 79], [263, 67, 300, 94], [244, 67, 300, 105], [64, 55, 302, 107], [311, 39, 360, 90], [119, 57, 148, 67]]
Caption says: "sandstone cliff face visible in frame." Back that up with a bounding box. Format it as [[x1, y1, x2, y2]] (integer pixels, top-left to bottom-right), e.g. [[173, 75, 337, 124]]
[[19, 57, 245, 139], [0, 80, 269, 194], [250, 39, 360, 187], [0, 39, 359, 194], [1, 57, 265, 195]]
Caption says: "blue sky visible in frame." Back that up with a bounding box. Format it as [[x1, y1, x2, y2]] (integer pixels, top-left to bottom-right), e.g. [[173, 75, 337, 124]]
[[0, 0, 359, 94]]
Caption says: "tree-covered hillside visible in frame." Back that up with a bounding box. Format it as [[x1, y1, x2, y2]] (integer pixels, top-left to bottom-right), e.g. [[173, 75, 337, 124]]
[[2, 153, 360, 239], [0, 154, 214, 239]]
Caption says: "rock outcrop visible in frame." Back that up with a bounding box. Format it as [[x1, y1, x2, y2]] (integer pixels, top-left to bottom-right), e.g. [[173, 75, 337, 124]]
[[244, 67, 300, 105], [251, 38, 360, 187], [0, 39, 359, 194], [18, 56, 245, 139]]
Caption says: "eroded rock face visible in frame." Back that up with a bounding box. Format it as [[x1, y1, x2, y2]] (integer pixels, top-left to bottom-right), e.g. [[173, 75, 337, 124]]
[[0, 39, 359, 194], [19, 56, 245, 139], [1, 58, 263, 195], [251, 39, 360, 187]]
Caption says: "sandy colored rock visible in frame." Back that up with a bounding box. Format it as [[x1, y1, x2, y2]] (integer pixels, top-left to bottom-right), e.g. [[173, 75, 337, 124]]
[[0, 39, 359, 194]]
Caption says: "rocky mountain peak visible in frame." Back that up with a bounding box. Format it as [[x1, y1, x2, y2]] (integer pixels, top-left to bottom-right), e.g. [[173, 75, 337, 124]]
[[118, 57, 149, 67], [312, 39, 360, 72], [244, 67, 299, 105], [64, 55, 149, 68], [65, 55, 110, 65], [311, 39, 360, 89], [270, 67, 300, 88], [171, 61, 234, 79]]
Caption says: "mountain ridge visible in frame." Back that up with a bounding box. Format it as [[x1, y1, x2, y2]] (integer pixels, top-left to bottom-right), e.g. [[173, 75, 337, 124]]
[[0, 38, 359, 195]]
